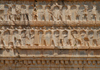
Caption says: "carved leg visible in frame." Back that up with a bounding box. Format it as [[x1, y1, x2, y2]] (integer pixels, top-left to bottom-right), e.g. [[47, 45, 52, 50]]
[[54, 38, 57, 47]]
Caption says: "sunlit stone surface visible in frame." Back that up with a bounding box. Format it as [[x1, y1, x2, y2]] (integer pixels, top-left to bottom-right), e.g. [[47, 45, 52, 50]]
[[0, 0, 100, 70]]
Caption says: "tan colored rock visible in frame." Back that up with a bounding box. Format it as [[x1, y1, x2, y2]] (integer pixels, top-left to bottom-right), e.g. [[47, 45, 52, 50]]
[[0, 1, 100, 70]]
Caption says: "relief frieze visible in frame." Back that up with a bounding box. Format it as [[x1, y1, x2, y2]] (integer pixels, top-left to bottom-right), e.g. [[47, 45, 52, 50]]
[[0, 26, 99, 49], [0, 2, 99, 26]]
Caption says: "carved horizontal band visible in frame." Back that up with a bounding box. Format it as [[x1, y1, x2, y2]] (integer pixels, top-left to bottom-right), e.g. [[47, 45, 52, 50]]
[[0, 2, 99, 26], [0, 26, 99, 49], [0, 57, 99, 67], [0, 49, 100, 57], [0, 21, 99, 26], [0, 58, 100, 69]]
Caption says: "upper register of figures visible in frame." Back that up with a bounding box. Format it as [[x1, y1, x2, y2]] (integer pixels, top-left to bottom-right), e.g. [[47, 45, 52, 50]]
[[0, 1, 99, 25]]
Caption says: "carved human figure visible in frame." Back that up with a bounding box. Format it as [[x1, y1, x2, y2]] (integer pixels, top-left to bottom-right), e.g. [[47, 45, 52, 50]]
[[34, 27, 39, 46], [83, 6, 88, 21], [9, 26, 14, 48], [80, 30, 86, 46], [71, 5, 77, 20], [66, 6, 71, 21], [26, 27, 31, 46], [41, 27, 47, 46], [4, 5, 9, 21], [50, 27, 55, 46], [54, 30, 59, 47], [15, 7, 21, 21], [13, 30, 19, 48], [45, 6, 51, 21], [30, 29, 35, 46], [76, 27, 82, 46], [62, 6, 68, 21], [21, 5, 26, 21], [28, 6, 34, 21], [32, 8, 37, 21], [59, 27, 64, 47], [67, 27, 72, 46], [62, 30, 68, 47], [52, 5, 62, 21], [71, 28, 81, 47], [93, 29, 98, 46], [3, 28, 10, 47], [39, 27, 46, 46], [45, 30, 51, 46], [16, 26, 22, 47], [39, 30, 43, 46], [83, 28, 89, 47], [37, 6, 44, 21], [78, 5, 85, 20], [10, 5, 16, 21], [7, 7, 12, 21], [89, 5, 96, 21], [21, 30, 26, 46], [71, 30, 78, 46], [88, 30, 94, 47], [12, 5, 16, 15]]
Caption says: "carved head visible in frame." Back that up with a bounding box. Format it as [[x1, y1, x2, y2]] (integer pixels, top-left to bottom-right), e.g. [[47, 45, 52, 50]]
[[63, 30, 68, 37], [54, 31, 59, 37], [11, 26, 14, 29], [88, 31, 94, 38], [51, 26, 54, 29], [1, 26, 5, 30], [80, 30, 86, 38]]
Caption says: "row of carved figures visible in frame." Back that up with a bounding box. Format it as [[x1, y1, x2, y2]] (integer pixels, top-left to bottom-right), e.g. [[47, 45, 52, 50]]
[[0, 26, 99, 48], [0, 4, 100, 21]]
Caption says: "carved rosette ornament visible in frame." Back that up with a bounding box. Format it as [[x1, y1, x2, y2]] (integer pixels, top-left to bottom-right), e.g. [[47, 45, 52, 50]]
[[0, 0, 100, 70]]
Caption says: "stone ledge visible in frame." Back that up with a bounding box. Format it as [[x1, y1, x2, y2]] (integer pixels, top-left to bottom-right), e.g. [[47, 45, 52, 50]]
[[0, 21, 99, 27], [0, 49, 100, 57]]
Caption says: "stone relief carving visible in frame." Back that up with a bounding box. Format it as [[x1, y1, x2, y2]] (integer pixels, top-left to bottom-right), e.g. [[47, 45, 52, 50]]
[[0, 26, 99, 49], [0, 2, 99, 22], [0, 2, 99, 49]]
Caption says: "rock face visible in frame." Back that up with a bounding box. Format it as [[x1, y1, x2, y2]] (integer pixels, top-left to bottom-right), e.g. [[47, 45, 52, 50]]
[[0, 1, 100, 70]]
